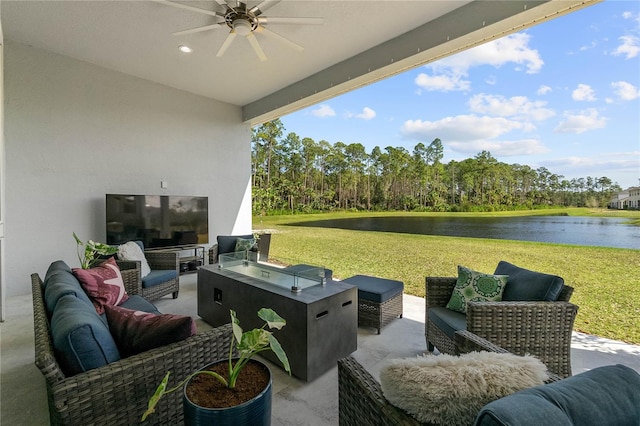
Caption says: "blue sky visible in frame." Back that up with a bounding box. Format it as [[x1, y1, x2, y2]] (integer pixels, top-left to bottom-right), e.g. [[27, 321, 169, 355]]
[[280, 1, 640, 189]]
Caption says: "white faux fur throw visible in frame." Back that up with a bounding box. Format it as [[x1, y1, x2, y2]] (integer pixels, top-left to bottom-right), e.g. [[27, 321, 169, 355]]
[[117, 241, 151, 278], [380, 351, 548, 426]]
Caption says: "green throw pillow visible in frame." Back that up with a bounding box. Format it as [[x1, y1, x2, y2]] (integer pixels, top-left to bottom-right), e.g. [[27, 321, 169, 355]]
[[446, 265, 508, 314], [235, 237, 256, 252]]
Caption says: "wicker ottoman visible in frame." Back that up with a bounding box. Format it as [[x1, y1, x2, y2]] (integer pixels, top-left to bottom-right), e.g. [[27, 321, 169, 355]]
[[342, 275, 404, 334]]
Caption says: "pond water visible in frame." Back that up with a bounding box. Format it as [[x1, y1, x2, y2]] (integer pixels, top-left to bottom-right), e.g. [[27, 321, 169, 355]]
[[286, 215, 640, 250]]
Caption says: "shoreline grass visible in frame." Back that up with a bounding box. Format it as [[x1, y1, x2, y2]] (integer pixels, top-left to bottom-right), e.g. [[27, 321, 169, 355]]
[[254, 208, 640, 345]]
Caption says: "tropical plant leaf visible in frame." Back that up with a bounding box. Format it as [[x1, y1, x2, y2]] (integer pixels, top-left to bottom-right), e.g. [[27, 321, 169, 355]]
[[239, 329, 270, 353], [141, 371, 170, 422], [258, 307, 286, 330], [230, 309, 243, 344], [268, 334, 291, 374]]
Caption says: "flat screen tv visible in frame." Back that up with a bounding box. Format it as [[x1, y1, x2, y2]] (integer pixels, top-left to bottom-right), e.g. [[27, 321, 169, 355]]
[[106, 194, 208, 248]]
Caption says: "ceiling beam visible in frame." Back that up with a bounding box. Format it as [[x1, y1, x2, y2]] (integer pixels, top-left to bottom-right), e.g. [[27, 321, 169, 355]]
[[243, 0, 600, 126]]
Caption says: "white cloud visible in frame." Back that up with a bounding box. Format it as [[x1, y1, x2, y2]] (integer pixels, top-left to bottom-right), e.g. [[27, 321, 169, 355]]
[[355, 107, 376, 120], [611, 81, 640, 100], [537, 85, 552, 95], [543, 152, 640, 179], [400, 114, 525, 141], [311, 104, 335, 118], [468, 93, 555, 121], [612, 35, 640, 59], [416, 33, 543, 93], [572, 84, 597, 101], [414, 73, 470, 92], [554, 108, 607, 134], [431, 33, 543, 74], [448, 139, 550, 156]]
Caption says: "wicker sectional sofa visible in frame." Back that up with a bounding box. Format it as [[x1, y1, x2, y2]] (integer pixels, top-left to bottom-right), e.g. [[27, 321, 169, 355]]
[[32, 260, 232, 426]]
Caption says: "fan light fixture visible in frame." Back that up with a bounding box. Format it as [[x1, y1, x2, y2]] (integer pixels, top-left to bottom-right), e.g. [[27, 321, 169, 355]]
[[158, 0, 323, 61], [233, 19, 252, 36], [178, 45, 192, 53]]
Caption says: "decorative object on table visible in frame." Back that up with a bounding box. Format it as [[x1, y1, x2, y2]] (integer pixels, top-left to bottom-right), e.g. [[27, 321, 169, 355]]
[[142, 308, 290, 426], [73, 232, 118, 269], [425, 261, 578, 378]]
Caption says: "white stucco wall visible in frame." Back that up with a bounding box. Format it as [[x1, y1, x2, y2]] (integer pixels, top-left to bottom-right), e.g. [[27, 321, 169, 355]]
[[4, 40, 252, 297]]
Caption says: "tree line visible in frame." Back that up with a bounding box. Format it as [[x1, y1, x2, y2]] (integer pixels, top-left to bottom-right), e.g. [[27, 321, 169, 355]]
[[251, 119, 622, 215]]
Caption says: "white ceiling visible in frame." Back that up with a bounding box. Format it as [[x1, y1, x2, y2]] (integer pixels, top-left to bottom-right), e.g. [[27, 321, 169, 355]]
[[1, 0, 598, 125]]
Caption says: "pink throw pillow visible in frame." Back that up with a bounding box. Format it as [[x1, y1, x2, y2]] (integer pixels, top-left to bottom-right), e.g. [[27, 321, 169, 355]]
[[73, 257, 129, 314], [104, 305, 197, 357]]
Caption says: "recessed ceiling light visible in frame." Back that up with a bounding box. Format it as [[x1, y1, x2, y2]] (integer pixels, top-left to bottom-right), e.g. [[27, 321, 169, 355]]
[[178, 45, 192, 53]]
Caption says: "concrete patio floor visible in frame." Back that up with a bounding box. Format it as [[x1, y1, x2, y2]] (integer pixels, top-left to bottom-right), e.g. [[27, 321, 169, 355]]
[[2, 272, 639, 425]]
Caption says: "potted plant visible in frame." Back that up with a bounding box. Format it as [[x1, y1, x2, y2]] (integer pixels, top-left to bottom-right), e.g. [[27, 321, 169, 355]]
[[141, 308, 290, 426], [73, 232, 117, 269]]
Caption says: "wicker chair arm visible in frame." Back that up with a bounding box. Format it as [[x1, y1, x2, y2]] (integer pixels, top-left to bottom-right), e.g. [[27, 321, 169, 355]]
[[115, 260, 143, 295], [144, 251, 180, 271], [425, 277, 457, 308], [467, 301, 578, 378], [338, 356, 422, 426], [208, 244, 219, 264], [48, 324, 234, 425], [454, 330, 510, 354]]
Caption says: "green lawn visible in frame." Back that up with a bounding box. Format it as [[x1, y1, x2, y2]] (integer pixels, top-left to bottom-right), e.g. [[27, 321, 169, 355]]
[[254, 209, 640, 345]]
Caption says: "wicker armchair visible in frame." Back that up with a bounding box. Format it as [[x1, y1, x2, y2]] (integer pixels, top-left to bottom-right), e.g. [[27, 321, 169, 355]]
[[116, 249, 180, 301], [32, 273, 232, 426], [338, 331, 561, 426], [425, 276, 578, 378]]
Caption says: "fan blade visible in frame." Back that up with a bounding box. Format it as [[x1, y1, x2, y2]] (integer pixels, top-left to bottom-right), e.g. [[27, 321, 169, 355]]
[[153, 0, 224, 18], [172, 23, 224, 36], [258, 17, 324, 26], [217, 31, 237, 57], [258, 27, 303, 52], [250, 0, 281, 16], [246, 32, 267, 61]]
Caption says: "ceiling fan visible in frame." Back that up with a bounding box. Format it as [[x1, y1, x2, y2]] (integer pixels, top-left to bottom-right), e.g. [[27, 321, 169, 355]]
[[155, 0, 323, 61]]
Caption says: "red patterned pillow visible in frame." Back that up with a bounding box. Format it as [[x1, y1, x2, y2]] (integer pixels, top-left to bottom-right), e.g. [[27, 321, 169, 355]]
[[73, 257, 129, 314], [104, 305, 197, 357]]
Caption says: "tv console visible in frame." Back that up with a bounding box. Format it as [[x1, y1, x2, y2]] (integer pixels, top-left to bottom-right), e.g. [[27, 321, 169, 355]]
[[145, 244, 205, 274]]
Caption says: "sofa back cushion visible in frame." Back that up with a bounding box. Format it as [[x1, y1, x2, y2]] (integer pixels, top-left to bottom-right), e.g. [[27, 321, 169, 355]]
[[217, 234, 254, 256], [51, 294, 121, 376], [475, 364, 640, 426], [44, 265, 95, 315], [495, 261, 564, 301]]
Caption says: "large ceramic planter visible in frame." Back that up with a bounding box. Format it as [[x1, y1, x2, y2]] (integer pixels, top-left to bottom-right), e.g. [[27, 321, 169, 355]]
[[183, 359, 272, 426]]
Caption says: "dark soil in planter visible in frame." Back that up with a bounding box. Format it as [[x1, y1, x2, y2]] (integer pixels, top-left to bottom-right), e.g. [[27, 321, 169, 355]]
[[185, 360, 270, 409]]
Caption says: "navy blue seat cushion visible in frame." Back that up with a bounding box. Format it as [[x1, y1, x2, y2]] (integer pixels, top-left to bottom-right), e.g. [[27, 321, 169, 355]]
[[428, 306, 467, 339], [474, 364, 640, 426], [118, 294, 161, 314], [142, 269, 178, 288], [50, 294, 121, 376], [217, 234, 254, 256], [342, 275, 404, 303], [495, 261, 564, 301], [284, 264, 333, 280]]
